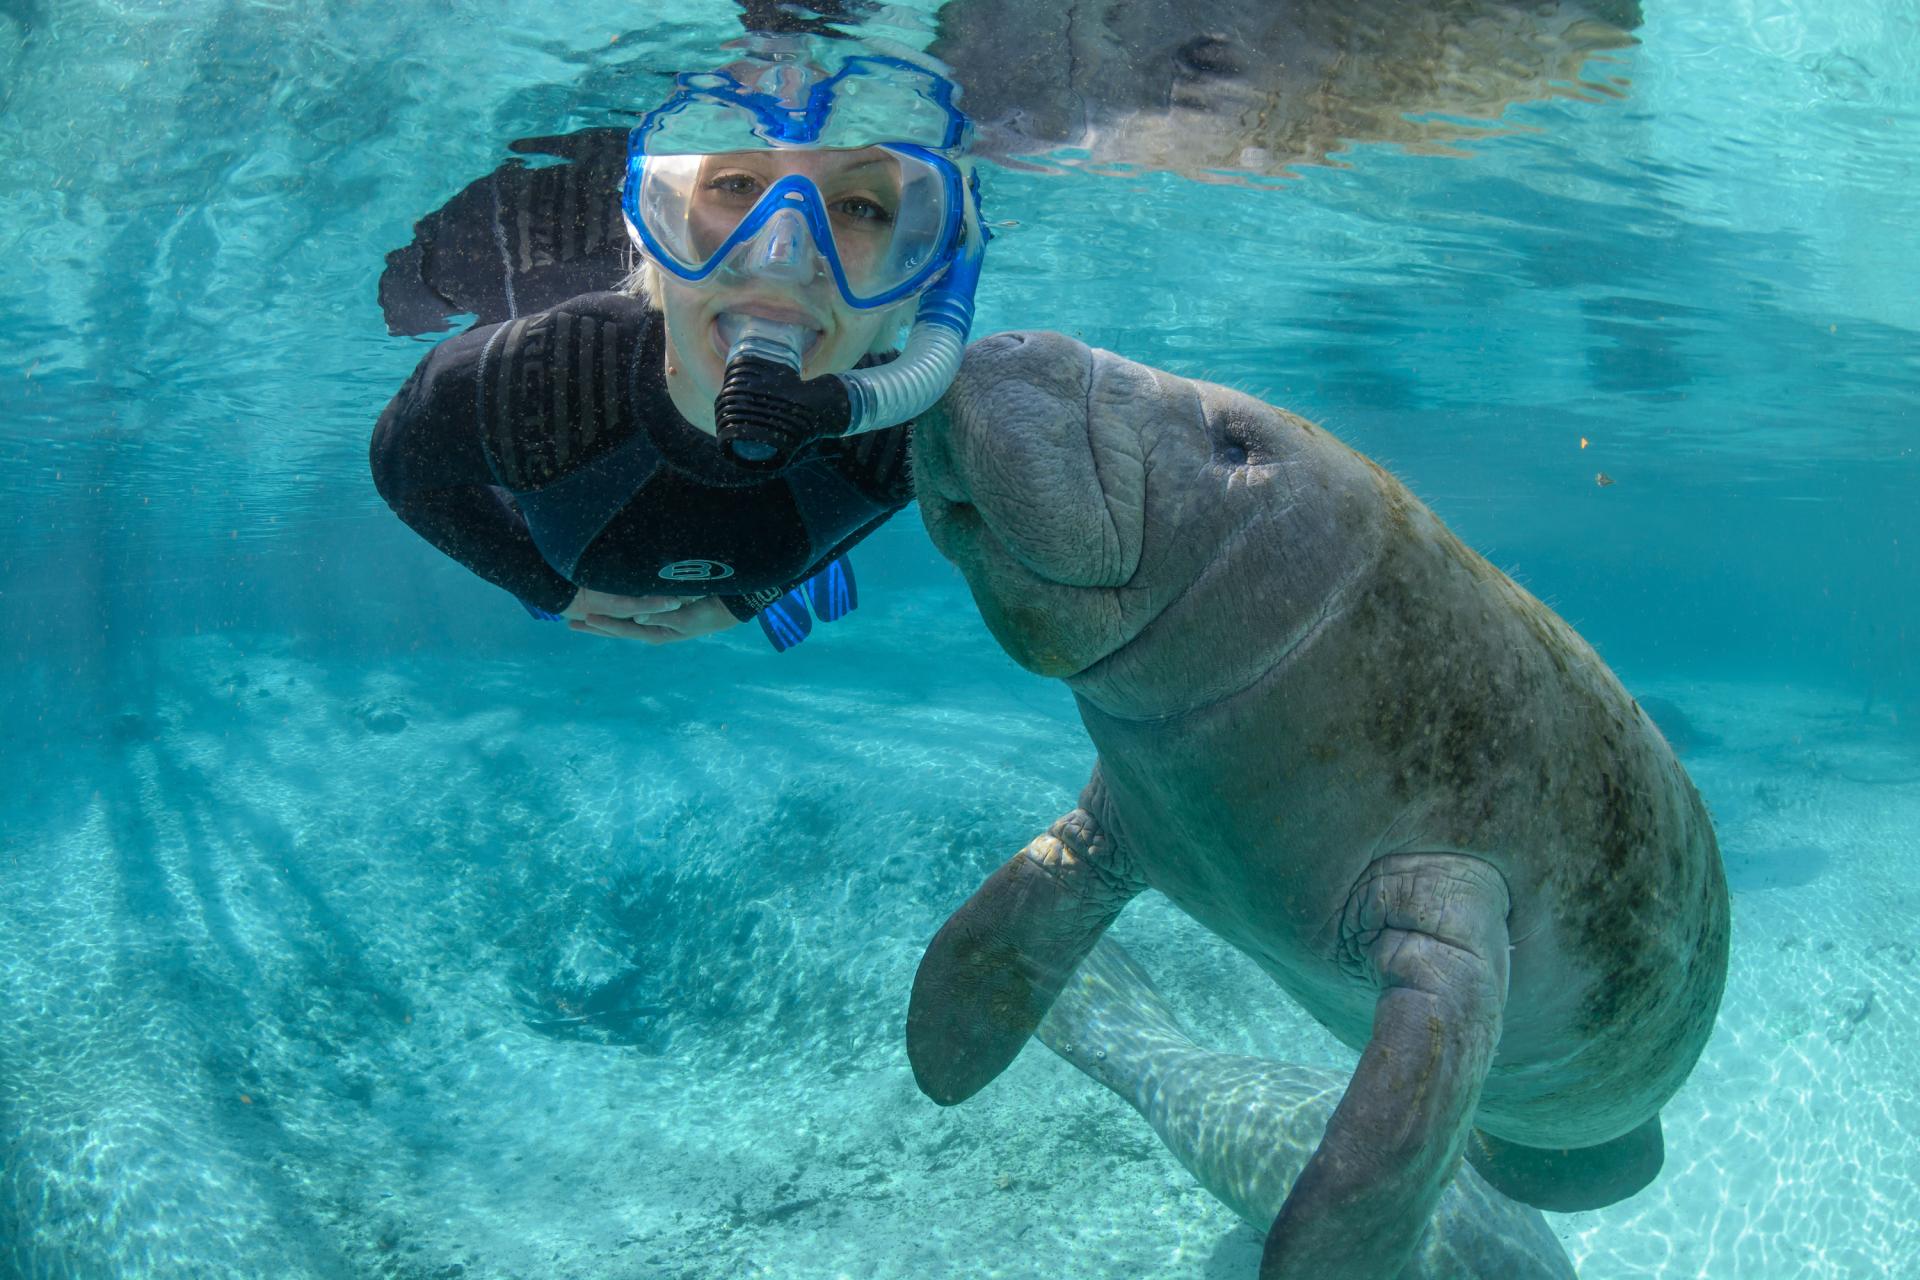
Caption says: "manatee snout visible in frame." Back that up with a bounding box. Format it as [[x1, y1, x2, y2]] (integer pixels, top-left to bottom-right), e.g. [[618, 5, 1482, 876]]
[[916, 332, 1168, 676], [917, 332, 1358, 710], [918, 331, 1144, 592]]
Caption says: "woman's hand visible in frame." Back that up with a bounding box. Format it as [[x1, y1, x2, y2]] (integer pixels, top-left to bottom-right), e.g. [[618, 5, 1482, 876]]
[[560, 587, 741, 644]]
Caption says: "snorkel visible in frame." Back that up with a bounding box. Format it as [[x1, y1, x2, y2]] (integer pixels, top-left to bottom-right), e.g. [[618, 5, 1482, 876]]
[[623, 56, 987, 471], [713, 192, 984, 467]]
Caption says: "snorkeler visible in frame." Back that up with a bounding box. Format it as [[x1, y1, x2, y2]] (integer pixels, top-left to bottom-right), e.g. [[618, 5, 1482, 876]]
[[370, 56, 986, 650]]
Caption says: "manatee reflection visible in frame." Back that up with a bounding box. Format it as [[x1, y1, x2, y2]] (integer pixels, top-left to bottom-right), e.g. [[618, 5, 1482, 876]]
[[933, 0, 1642, 177], [378, 0, 1645, 335]]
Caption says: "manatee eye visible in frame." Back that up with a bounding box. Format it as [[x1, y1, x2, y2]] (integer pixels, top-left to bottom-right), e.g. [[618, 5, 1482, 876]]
[[1212, 417, 1254, 466], [1175, 34, 1244, 79], [1207, 407, 1261, 468]]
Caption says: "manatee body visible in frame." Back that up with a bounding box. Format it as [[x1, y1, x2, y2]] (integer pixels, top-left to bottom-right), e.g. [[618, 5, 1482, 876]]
[[1040, 937, 1576, 1280], [907, 332, 1729, 1280]]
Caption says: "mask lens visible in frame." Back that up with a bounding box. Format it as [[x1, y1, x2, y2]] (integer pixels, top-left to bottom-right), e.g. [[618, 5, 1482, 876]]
[[636, 146, 956, 306]]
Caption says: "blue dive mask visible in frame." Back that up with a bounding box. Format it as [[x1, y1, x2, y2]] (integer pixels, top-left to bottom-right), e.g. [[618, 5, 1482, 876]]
[[624, 56, 973, 311]]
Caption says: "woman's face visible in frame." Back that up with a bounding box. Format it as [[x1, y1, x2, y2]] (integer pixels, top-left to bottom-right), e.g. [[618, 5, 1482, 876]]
[[653, 147, 912, 434]]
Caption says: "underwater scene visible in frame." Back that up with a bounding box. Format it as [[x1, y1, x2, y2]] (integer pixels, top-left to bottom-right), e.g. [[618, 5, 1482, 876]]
[[2, 0, 1916, 1277]]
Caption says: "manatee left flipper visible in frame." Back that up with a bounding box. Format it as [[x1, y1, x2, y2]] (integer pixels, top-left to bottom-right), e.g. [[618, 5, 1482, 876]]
[[1261, 853, 1512, 1280], [907, 801, 1141, 1106]]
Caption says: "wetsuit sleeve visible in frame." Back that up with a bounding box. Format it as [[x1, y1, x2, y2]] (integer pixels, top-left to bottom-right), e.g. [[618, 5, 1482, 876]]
[[718, 587, 787, 621], [713, 424, 915, 621], [712, 512, 891, 622], [370, 329, 579, 615]]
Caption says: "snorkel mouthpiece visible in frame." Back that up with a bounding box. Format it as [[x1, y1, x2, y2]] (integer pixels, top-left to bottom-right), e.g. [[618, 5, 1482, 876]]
[[714, 286, 974, 471], [716, 319, 853, 470], [713, 228, 983, 472]]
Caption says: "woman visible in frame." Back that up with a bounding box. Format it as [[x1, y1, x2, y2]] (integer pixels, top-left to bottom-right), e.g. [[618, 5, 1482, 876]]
[[370, 56, 985, 650]]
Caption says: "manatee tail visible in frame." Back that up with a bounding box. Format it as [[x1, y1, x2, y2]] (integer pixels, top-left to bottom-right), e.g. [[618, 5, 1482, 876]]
[[1036, 940, 1579, 1279], [1037, 937, 1336, 1229], [1035, 935, 1192, 1070]]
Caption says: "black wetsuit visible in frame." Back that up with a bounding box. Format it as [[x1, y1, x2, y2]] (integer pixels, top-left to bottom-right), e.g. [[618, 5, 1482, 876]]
[[370, 291, 912, 620]]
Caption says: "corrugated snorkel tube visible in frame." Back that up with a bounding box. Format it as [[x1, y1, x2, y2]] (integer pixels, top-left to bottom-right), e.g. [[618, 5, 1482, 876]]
[[837, 233, 982, 433]]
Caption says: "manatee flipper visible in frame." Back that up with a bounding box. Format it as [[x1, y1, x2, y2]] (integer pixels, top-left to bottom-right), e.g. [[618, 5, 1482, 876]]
[[1262, 854, 1512, 1280], [1467, 1115, 1664, 1212], [907, 801, 1140, 1105], [1040, 938, 1576, 1280]]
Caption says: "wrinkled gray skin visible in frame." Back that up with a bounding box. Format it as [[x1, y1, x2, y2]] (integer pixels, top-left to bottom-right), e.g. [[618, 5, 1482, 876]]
[[931, 0, 1643, 177], [907, 333, 1729, 1280], [1040, 937, 1575, 1280]]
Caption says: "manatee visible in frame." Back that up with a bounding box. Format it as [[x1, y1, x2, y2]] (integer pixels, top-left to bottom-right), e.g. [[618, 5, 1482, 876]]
[[375, 0, 1643, 335], [929, 0, 1642, 178], [906, 332, 1729, 1280], [1040, 937, 1575, 1280]]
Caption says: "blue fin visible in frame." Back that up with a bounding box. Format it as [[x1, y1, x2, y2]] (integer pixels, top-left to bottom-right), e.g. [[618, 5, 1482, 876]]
[[801, 555, 858, 623], [757, 589, 814, 652], [519, 598, 564, 622]]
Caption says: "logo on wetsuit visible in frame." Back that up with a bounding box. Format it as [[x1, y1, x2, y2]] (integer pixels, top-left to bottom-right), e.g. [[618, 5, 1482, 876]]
[[658, 559, 735, 582]]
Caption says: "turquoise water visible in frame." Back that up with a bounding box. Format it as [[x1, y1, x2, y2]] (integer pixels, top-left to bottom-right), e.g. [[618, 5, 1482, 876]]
[[2, 2, 1917, 1277]]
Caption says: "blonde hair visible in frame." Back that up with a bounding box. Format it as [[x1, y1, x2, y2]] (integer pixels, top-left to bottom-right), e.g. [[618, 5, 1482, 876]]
[[620, 253, 663, 310]]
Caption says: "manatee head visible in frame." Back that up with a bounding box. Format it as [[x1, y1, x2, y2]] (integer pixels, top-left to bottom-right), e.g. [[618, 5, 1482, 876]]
[[915, 331, 1378, 719]]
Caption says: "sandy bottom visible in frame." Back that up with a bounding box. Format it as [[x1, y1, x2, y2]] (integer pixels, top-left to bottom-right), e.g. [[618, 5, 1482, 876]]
[[3, 601, 1915, 1279]]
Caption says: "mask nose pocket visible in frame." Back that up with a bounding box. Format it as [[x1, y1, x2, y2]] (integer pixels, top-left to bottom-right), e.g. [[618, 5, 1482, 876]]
[[733, 204, 820, 285]]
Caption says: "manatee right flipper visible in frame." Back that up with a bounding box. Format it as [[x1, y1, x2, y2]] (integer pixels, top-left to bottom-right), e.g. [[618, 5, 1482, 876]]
[[1261, 853, 1514, 1280], [907, 799, 1141, 1105]]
